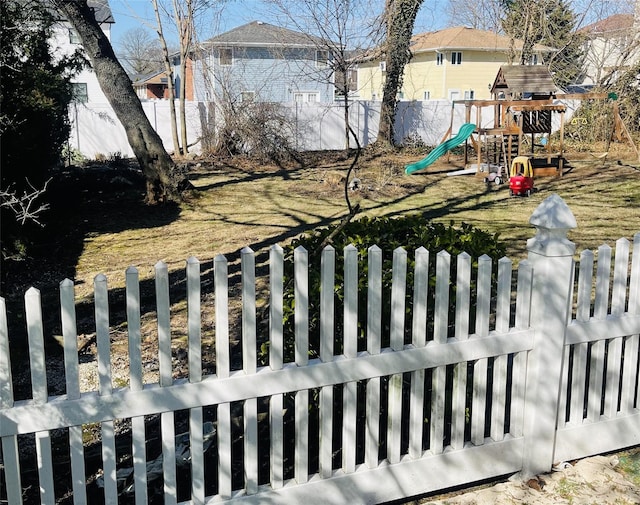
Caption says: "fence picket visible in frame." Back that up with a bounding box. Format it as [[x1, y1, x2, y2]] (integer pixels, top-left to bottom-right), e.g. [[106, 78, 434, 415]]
[[390, 248, 407, 351], [491, 259, 512, 441], [69, 424, 87, 505], [241, 249, 256, 374], [0, 297, 12, 409], [154, 261, 172, 387], [292, 247, 310, 484], [452, 253, 471, 450], [295, 389, 309, 483], [604, 239, 629, 418], [431, 251, 450, 455], [510, 260, 532, 438], [387, 373, 403, 464], [269, 394, 285, 488], [244, 397, 259, 494], [132, 415, 148, 504], [190, 406, 205, 504], [269, 245, 285, 488], [126, 267, 143, 392], [295, 247, 309, 366], [365, 246, 382, 469], [25, 287, 47, 403], [472, 256, 492, 445], [270, 245, 285, 369], [343, 381, 357, 473], [35, 430, 55, 503], [344, 245, 358, 359], [588, 245, 611, 421], [631, 233, 640, 314], [161, 411, 177, 505], [342, 245, 358, 473], [409, 248, 429, 458], [319, 246, 335, 477], [94, 274, 112, 396], [102, 420, 118, 502], [496, 258, 512, 334], [622, 235, 640, 412], [218, 402, 232, 498], [60, 279, 80, 399], [455, 253, 471, 339], [187, 257, 202, 382], [215, 254, 230, 378], [0, 298, 22, 504], [569, 251, 593, 424]]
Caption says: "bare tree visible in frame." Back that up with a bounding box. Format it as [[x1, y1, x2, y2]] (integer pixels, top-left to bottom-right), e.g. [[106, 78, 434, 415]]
[[376, 0, 423, 147], [151, 0, 182, 155], [445, 0, 505, 32], [53, 0, 185, 203], [266, 0, 383, 153], [116, 27, 163, 75]]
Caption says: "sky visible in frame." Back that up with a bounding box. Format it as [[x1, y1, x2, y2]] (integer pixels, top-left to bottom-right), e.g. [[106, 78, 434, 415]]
[[107, 0, 448, 49], [106, 0, 632, 51]]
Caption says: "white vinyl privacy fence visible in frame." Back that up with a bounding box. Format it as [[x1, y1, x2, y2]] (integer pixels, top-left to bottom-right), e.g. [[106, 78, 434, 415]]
[[1, 194, 640, 504], [68, 100, 475, 158]]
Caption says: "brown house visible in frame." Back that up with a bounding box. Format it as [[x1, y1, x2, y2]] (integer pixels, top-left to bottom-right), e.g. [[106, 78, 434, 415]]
[[132, 57, 195, 101]]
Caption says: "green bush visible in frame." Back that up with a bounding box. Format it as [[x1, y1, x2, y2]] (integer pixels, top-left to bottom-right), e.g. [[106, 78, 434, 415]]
[[262, 214, 506, 364]]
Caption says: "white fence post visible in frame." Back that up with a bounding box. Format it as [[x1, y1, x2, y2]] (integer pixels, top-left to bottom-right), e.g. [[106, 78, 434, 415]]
[[521, 194, 577, 477]]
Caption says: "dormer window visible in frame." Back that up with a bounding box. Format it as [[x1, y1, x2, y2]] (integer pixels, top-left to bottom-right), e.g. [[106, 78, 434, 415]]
[[316, 50, 329, 68], [219, 48, 233, 66]]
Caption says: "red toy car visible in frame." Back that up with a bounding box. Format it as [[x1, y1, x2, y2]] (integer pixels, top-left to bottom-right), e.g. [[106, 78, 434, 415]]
[[509, 156, 534, 196]]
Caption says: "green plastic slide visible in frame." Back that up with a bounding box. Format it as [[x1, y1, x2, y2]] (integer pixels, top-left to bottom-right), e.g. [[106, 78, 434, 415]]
[[405, 122, 476, 175]]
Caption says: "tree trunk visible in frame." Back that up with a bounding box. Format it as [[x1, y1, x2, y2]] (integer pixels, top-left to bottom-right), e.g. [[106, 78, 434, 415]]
[[54, 0, 185, 203], [376, 0, 423, 147], [152, 0, 182, 156]]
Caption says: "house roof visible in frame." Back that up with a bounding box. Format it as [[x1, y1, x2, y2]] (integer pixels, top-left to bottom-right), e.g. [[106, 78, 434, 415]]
[[88, 0, 115, 24], [202, 21, 322, 48], [410, 26, 554, 53], [580, 13, 634, 36], [132, 70, 169, 86], [491, 65, 556, 95]]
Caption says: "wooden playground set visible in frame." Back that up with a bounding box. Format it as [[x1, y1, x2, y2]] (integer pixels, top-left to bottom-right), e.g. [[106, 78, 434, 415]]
[[409, 66, 639, 180]]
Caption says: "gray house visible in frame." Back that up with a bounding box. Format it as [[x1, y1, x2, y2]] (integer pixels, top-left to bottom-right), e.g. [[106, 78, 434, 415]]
[[194, 21, 335, 104]]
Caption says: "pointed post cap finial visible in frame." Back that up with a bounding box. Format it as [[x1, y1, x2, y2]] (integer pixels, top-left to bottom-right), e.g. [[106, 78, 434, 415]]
[[527, 194, 577, 256]]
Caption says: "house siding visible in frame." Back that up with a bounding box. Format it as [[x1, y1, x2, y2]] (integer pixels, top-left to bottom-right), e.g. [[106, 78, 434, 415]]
[[196, 45, 333, 103], [49, 22, 113, 104]]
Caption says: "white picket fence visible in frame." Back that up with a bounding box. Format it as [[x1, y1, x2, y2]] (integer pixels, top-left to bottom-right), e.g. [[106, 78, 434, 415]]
[[1, 194, 640, 505]]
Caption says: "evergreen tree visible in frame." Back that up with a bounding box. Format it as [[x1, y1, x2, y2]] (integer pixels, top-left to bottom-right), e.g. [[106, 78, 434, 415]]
[[502, 0, 584, 89], [1, 0, 83, 259]]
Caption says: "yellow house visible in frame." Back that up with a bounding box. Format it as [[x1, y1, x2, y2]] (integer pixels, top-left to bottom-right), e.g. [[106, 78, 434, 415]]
[[357, 26, 552, 101]]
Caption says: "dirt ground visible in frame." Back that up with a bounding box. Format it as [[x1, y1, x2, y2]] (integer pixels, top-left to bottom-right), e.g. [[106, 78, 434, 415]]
[[414, 450, 640, 505]]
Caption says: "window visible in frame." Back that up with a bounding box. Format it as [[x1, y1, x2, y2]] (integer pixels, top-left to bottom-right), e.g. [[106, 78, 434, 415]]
[[241, 91, 255, 102], [71, 83, 88, 103], [316, 50, 329, 68], [436, 52, 444, 66], [294, 91, 319, 103], [379, 61, 387, 72], [530, 54, 538, 65], [423, 90, 430, 100], [219, 48, 233, 66], [451, 51, 462, 65], [69, 29, 81, 44], [464, 90, 474, 99]]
